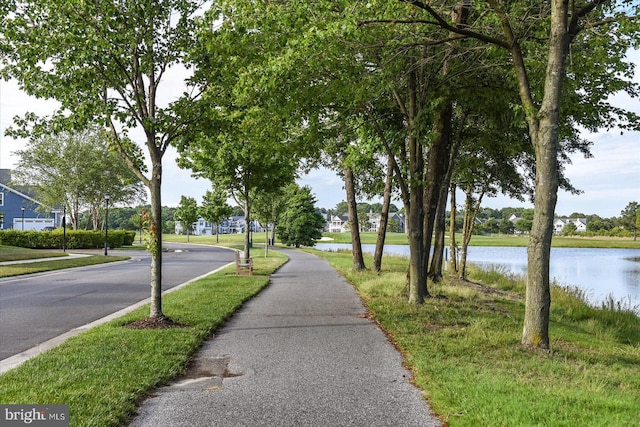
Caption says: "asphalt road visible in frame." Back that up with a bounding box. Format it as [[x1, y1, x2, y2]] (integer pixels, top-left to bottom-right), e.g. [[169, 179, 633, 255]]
[[0, 243, 235, 361]]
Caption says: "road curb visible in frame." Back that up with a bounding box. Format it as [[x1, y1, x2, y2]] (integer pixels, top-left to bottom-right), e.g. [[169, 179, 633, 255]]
[[0, 262, 234, 375]]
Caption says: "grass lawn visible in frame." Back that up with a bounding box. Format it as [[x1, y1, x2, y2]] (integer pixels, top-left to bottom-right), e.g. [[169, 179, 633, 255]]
[[0, 252, 288, 426], [0, 245, 69, 262], [309, 249, 640, 426], [0, 255, 130, 278], [319, 232, 640, 248], [163, 232, 640, 249]]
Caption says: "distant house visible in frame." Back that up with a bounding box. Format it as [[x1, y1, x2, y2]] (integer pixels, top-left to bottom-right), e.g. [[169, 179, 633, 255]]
[[554, 217, 587, 234], [0, 169, 60, 231], [328, 215, 349, 233], [508, 214, 522, 224], [326, 212, 406, 234], [389, 212, 406, 233], [366, 212, 381, 232], [364, 211, 406, 233], [174, 215, 264, 236]]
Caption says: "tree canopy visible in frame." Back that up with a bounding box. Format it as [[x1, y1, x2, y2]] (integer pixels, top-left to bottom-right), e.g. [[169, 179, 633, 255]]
[[174, 196, 199, 240], [11, 129, 145, 230], [277, 185, 326, 248], [199, 187, 234, 243], [620, 201, 639, 240], [1, 0, 204, 321]]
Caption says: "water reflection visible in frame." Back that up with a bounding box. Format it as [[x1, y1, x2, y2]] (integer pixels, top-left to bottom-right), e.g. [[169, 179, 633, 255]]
[[314, 243, 640, 310]]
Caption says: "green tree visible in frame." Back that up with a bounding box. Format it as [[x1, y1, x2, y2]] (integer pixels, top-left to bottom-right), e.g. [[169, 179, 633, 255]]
[[176, 11, 300, 259], [387, 217, 402, 233], [480, 218, 500, 235], [499, 218, 516, 235], [515, 219, 533, 234], [252, 188, 288, 256], [586, 215, 612, 233], [408, 0, 640, 349], [199, 187, 234, 243], [620, 202, 639, 240], [1, 0, 202, 322], [448, 98, 534, 279], [334, 202, 349, 216], [160, 206, 178, 235], [174, 196, 199, 241], [277, 185, 326, 248], [562, 221, 578, 236], [12, 129, 145, 230], [108, 207, 143, 231]]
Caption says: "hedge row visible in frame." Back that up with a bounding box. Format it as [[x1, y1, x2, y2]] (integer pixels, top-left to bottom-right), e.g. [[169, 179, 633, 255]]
[[0, 229, 136, 250]]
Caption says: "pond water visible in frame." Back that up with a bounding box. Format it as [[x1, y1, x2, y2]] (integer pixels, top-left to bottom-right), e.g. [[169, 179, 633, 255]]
[[315, 243, 640, 311]]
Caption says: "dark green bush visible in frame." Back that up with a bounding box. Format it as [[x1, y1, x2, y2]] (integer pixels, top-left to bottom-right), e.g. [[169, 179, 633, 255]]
[[0, 229, 132, 250], [123, 230, 136, 246]]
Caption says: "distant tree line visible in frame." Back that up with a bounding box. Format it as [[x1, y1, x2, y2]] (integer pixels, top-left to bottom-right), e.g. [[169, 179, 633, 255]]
[[467, 203, 639, 238]]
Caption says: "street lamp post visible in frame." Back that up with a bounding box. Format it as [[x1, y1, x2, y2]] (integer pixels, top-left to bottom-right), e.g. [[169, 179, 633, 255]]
[[21, 206, 25, 231], [104, 194, 110, 256], [139, 212, 143, 244], [62, 205, 66, 252]]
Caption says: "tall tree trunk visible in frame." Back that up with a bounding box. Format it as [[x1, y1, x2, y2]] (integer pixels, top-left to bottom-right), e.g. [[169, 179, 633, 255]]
[[429, 137, 456, 281], [244, 198, 251, 260], [429, 184, 448, 281], [403, 67, 429, 303], [459, 187, 483, 280], [149, 164, 163, 319], [422, 103, 453, 279], [373, 155, 394, 272], [71, 199, 80, 230], [523, 126, 558, 349], [422, 2, 468, 284], [516, 0, 568, 350], [406, 194, 427, 303], [345, 166, 366, 271], [448, 184, 458, 273]]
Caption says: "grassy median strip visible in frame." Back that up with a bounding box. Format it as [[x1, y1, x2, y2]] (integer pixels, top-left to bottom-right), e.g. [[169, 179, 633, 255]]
[[310, 249, 640, 427], [0, 251, 287, 426], [0, 255, 130, 278], [0, 245, 69, 262]]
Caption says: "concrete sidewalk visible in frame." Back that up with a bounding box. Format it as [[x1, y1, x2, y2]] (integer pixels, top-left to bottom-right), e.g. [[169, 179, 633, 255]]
[[129, 249, 441, 427]]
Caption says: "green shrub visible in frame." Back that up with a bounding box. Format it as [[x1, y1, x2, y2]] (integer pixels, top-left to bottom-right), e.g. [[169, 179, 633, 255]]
[[0, 229, 130, 249], [123, 230, 136, 246]]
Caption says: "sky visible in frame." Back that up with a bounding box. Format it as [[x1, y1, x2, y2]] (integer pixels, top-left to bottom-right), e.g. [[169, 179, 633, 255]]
[[1, 56, 639, 219]]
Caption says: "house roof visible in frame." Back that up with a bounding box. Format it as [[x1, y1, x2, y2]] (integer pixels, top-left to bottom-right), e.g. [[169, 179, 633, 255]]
[[0, 169, 11, 185], [0, 169, 45, 206], [555, 217, 587, 224], [0, 182, 44, 206]]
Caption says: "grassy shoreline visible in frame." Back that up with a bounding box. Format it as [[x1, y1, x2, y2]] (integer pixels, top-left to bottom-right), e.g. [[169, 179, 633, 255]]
[[308, 248, 640, 426], [319, 232, 640, 248], [162, 232, 640, 249]]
